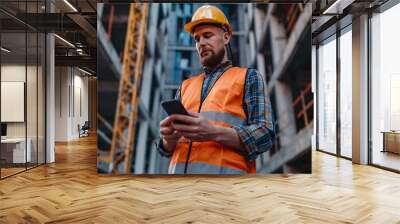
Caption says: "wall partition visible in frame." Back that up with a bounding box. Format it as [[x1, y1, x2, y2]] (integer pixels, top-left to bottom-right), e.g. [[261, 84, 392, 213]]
[[0, 31, 28, 177], [0, 0, 47, 179]]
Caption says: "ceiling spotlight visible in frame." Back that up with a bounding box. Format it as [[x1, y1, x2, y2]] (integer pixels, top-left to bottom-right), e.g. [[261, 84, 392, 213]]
[[76, 48, 84, 55]]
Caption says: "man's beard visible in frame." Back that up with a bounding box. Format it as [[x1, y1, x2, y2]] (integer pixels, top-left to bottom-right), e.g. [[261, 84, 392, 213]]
[[202, 46, 225, 68]]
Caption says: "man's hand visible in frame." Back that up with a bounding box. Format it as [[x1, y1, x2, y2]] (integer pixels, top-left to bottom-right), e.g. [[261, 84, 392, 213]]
[[169, 112, 217, 142], [160, 116, 181, 142], [159, 116, 182, 153], [162, 112, 247, 154]]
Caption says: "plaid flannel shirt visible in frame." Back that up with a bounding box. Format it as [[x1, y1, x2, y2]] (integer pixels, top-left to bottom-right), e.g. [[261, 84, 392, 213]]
[[158, 61, 275, 161]]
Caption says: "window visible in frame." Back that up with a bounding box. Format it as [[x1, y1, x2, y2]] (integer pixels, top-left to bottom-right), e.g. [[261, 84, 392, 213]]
[[317, 35, 337, 154], [370, 2, 400, 171], [339, 27, 352, 158]]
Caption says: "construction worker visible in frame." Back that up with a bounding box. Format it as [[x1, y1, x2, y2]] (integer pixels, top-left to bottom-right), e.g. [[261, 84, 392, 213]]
[[157, 5, 275, 174]]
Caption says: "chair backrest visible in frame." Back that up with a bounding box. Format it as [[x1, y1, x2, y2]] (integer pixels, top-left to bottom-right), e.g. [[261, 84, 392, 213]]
[[82, 121, 90, 129]]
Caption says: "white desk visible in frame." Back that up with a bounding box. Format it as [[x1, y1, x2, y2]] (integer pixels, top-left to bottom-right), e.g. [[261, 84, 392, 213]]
[[1, 138, 31, 163]]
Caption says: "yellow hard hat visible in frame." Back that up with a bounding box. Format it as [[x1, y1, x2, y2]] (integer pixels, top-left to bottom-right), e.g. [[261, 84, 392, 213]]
[[184, 5, 232, 35]]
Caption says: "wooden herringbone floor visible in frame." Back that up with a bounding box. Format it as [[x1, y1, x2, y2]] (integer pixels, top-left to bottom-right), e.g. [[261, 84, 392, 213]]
[[1, 135, 400, 223]]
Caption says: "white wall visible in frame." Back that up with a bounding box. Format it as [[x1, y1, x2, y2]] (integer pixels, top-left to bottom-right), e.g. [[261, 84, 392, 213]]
[[73, 73, 89, 138], [1, 65, 26, 138], [1, 63, 46, 163], [54, 67, 89, 141], [1, 65, 37, 138], [55, 67, 69, 141]]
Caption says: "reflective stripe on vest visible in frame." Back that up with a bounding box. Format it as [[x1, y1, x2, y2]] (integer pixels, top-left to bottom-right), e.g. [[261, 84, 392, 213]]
[[200, 111, 245, 127], [170, 67, 256, 174], [169, 162, 245, 174]]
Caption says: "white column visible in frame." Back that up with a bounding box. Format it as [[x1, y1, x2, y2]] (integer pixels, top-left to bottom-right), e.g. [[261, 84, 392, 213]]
[[46, 32, 55, 163], [352, 14, 369, 164], [312, 45, 317, 150]]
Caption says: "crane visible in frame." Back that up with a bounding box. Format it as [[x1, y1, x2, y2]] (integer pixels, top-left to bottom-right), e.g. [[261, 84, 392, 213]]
[[102, 3, 149, 174]]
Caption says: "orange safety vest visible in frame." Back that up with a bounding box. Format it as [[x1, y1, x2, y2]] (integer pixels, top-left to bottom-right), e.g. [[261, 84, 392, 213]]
[[169, 67, 256, 174]]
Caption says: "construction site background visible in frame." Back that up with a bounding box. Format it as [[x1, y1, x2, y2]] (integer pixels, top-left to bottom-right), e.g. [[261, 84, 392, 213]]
[[97, 3, 312, 174]]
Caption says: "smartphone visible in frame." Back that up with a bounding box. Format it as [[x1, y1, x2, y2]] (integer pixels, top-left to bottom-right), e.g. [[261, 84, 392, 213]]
[[161, 99, 189, 116], [161, 100, 190, 124]]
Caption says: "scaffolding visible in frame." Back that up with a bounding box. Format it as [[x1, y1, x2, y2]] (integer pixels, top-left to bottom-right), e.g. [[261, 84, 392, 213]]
[[99, 3, 149, 174]]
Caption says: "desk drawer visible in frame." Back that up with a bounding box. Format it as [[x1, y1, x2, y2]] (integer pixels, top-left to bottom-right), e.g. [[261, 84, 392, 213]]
[[385, 133, 400, 154], [0, 145, 14, 164], [1, 140, 31, 164]]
